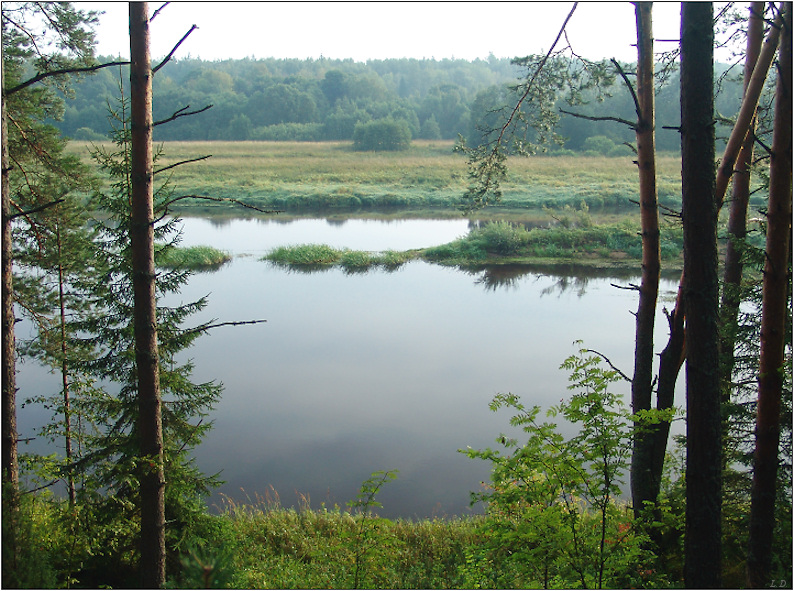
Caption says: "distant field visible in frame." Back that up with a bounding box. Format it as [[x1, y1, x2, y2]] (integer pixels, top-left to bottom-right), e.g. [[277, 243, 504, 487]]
[[66, 139, 685, 217]]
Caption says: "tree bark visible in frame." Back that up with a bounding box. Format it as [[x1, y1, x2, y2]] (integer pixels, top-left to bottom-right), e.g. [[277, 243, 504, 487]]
[[680, 3, 722, 588], [746, 3, 792, 587], [1, 82, 19, 496], [629, 1, 662, 519], [715, 5, 785, 206], [129, 3, 165, 587], [720, 2, 765, 403]]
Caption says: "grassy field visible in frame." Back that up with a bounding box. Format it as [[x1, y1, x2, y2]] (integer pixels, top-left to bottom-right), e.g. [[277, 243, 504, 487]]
[[66, 140, 687, 218]]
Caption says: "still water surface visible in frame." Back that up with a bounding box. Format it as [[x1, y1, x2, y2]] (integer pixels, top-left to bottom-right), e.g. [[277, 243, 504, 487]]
[[17, 216, 681, 519]]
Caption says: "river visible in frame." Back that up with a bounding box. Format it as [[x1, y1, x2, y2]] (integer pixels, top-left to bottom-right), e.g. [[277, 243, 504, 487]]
[[16, 216, 682, 519]]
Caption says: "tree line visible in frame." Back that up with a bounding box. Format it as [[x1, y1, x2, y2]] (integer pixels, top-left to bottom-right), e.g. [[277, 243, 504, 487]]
[[51, 51, 745, 152]]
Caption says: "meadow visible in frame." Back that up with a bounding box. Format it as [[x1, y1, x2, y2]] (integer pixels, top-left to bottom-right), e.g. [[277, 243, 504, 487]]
[[67, 140, 687, 219]]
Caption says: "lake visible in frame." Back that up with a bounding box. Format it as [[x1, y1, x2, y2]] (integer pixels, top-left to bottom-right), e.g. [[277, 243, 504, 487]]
[[16, 216, 682, 519]]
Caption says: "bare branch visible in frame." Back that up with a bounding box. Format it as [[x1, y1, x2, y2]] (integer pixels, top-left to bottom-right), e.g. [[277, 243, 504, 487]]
[[153, 24, 197, 74], [180, 319, 267, 338], [558, 107, 636, 129], [150, 2, 170, 21], [153, 194, 281, 222], [153, 155, 211, 176], [583, 348, 631, 382], [610, 58, 642, 120], [153, 103, 213, 127], [7, 198, 65, 222], [610, 282, 641, 291]]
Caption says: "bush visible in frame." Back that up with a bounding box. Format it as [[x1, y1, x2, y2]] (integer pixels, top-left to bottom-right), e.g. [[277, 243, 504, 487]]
[[474, 221, 530, 255], [352, 119, 411, 151]]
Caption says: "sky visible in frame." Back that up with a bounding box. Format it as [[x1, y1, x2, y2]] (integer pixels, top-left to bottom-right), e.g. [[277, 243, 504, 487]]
[[74, 2, 688, 64]]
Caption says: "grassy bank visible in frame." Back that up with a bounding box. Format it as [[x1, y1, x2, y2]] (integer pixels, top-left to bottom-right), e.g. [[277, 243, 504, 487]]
[[66, 140, 688, 217], [262, 219, 685, 273]]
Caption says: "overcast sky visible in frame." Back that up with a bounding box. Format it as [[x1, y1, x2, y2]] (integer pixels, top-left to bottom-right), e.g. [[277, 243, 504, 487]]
[[75, 2, 690, 63]]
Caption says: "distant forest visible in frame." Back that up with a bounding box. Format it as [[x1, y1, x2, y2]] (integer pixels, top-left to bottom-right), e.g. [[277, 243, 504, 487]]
[[55, 55, 745, 153]]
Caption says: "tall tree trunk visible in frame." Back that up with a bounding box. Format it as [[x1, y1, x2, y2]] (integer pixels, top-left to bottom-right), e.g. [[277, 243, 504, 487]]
[[129, 3, 165, 587], [746, 3, 792, 587], [681, 3, 721, 588], [1, 84, 19, 497], [720, 2, 765, 401], [55, 218, 76, 506], [630, 1, 662, 519]]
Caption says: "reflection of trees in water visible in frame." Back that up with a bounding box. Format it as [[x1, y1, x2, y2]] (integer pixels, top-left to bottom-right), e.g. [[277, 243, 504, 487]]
[[467, 264, 643, 296]]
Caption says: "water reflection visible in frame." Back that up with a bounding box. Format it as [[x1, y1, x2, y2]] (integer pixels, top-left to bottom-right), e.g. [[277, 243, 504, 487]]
[[16, 216, 685, 520]]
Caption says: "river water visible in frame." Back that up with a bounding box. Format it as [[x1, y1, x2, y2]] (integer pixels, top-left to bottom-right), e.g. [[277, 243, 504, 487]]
[[16, 216, 682, 519]]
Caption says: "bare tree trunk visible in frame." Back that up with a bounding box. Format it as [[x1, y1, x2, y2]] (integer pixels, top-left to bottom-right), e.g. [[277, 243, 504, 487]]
[[746, 4, 792, 587], [720, 3, 765, 402], [629, 1, 662, 519], [129, 3, 165, 587], [1, 86, 19, 497], [681, 3, 722, 588]]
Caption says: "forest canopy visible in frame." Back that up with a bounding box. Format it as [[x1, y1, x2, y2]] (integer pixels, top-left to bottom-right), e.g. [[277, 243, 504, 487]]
[[53, 54, 744, 152]]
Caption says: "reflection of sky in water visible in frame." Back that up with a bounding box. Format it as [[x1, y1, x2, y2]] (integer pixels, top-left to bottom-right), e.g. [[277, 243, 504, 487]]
[[175, 216, 471, 255], [15, 218, 684, 519]]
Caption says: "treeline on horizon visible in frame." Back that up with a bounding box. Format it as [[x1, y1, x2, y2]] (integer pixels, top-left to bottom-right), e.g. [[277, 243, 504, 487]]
[[55, 54, 745, 153]]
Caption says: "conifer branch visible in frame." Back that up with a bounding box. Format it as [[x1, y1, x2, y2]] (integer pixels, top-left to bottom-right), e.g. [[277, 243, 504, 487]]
[[4, 61, 130, 96]]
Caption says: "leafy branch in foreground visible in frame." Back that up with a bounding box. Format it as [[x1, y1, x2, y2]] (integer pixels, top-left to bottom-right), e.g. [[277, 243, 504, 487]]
[[457, 4, 617, 212], [460, 344, 673, 588]]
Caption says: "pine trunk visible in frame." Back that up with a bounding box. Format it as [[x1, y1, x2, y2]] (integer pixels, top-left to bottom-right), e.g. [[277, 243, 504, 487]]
[[746, 3, 792, 587], [629, 0, 662, 518], [1, 85, 19, 495], [681, 3, 722, 587], [720, 2, 765, 401], [129, 3, 165, 587]]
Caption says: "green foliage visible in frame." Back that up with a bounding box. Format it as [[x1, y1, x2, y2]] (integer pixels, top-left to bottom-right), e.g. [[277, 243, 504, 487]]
[[345, 470, 400, 589], [459, 345, 670, 588], [353, 119, 412, 151], [9, 88, 226, 586]]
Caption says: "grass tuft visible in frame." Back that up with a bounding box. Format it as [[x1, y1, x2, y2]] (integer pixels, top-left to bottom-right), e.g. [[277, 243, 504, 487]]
[[156, 245, 231, 270]]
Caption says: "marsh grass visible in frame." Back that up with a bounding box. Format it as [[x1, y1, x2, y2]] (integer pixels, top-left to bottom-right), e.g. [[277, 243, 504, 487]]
[[422, 220, 684, 268], [265, 244, 414, 272], [156, 245, 231, 269]]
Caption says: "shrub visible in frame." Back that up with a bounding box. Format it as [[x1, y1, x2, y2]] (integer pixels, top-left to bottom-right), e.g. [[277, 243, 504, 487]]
[[352, 119, 411, 152], [460, 346, 670, 588], [474, 221, 530, 255]]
